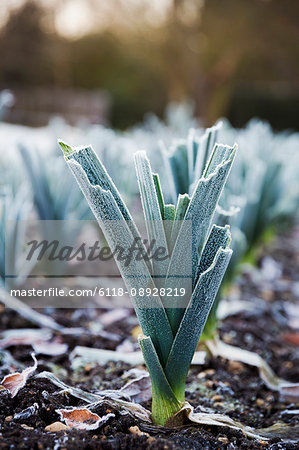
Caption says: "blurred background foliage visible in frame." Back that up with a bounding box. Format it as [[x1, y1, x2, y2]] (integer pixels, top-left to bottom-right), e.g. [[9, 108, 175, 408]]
[[0, 0, 298, 129]]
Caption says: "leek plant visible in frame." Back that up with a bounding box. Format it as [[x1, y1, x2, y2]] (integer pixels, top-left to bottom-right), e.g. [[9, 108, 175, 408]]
[[60, 137, 236, 425], [0, 90, 14, 121], [0, 187, 32, 287], [19, 145, 91, 222], [220, 120, 299, 249]]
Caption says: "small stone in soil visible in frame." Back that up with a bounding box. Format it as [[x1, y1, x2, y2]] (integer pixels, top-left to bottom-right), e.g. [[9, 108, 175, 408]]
[[211, 395, 222, 402], [228, 360, 245, 373], [204, 380, 214, 388], [129, 426, 150, 437], [218, 436, 229, 444], [21, 424, 34, 430], [256, 398, 266, 407], [45, 422, 69, 432]]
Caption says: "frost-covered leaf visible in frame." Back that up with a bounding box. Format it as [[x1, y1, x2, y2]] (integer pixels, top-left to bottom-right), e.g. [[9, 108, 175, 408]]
[[60, 143, 174, 366], [56, 407, 114, 430], [166, 402, 299, 442], [165, 248, 232, 398], [69, 346, 205, 370], [33, 339, 68, 356], [192, 122, 222, 186], [134, 151, 169, 282], [99, 370, 152, 403], [60, 136, 235, 426], [164, 145, 236, 315], [206, 339, 299, 400], [0, 329, 52, 349], [0, 353, 37, 397], [37, 371, 152, 422], [194, 224, 231, 283]]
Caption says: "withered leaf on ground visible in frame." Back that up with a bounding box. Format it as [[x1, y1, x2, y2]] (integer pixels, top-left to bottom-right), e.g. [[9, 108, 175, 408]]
[[33, 338, 68, 356], [56, 407, 114, 430], [0, 353, 37, 397]]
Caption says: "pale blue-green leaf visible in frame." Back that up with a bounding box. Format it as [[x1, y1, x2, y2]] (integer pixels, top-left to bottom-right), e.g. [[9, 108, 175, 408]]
[[164, 145, 236, 331], [59, 141, 151, 271], [159, 140, 177, 204], [187, 129, 199, 185], [168, 142, 189, 196], [214, 204, 241, 227], [134, 151, 169, 285], [204, 144, 237, 178], [169, 194, 190, 253], [163, 204, 175, 252], [186, 145, 236, 274], [164, 248, 232, 400], [194, 224, 231, 285], [59, 141, 131, 221], [64, 157, 174, 366], [193, 122, 222, 185]]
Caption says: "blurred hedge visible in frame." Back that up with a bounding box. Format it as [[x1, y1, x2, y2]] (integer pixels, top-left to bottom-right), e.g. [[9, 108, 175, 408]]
[[0, 0, 299, 129]]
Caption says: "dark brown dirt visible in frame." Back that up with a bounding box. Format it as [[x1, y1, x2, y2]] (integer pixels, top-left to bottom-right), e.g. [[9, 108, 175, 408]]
[[0, 228, 298, 449]]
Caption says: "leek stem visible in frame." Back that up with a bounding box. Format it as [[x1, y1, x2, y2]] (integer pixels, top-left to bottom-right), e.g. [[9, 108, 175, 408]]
[[139, 335, 182, 425]]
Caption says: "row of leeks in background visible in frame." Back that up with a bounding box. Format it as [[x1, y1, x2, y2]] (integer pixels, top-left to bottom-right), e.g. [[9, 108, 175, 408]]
[[0, 97, 299, 333], [0, 101, 197, 287]]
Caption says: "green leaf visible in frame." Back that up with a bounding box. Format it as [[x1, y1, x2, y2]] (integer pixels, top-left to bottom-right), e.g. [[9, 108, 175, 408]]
[[194, 224, 231, 285], [187, 129, 199, 186], [193, 122, 222, 183], [164, 145, 236, 334], [165, 247, 232, 400], [204, 144, 236, 178], [169, 142, 189, 196], [184, 144, 236, 274], [139, 335, 182, 425], [152, 173, 165, 218], [163, 204, 175, 250], [175, 194, 190, 221], [169, 194, 190, 252], [60, 143, 174, 366], [164, 204, 175, 221], [134, 151, 170, 286]]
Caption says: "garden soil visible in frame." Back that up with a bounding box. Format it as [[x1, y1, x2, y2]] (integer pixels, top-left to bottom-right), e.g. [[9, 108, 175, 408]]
[[0, 228, 298, 449]]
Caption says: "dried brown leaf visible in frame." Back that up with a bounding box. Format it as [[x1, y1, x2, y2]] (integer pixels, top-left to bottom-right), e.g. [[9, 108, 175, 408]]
[[0, 353, 37, 398], [56, 407, 114, 430]]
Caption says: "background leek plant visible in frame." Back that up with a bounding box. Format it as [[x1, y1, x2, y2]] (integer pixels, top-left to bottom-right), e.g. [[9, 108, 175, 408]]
[[220, 120, 299, 249], [19, 145, 92, 222], [59, 137, 236, 425], [0, 90, 14, 122], [160, 121, 299, 341], [18, 144, 93, 269], [0, 187, 32, 288]]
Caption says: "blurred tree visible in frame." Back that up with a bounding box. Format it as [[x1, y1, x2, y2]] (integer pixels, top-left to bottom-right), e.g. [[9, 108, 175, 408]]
[[198, 0, 299, 127], [0, 1, 60, 85], [155, 0, 206, 117], [68, 32, 168, 128], [0, 0, 299, 129]]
